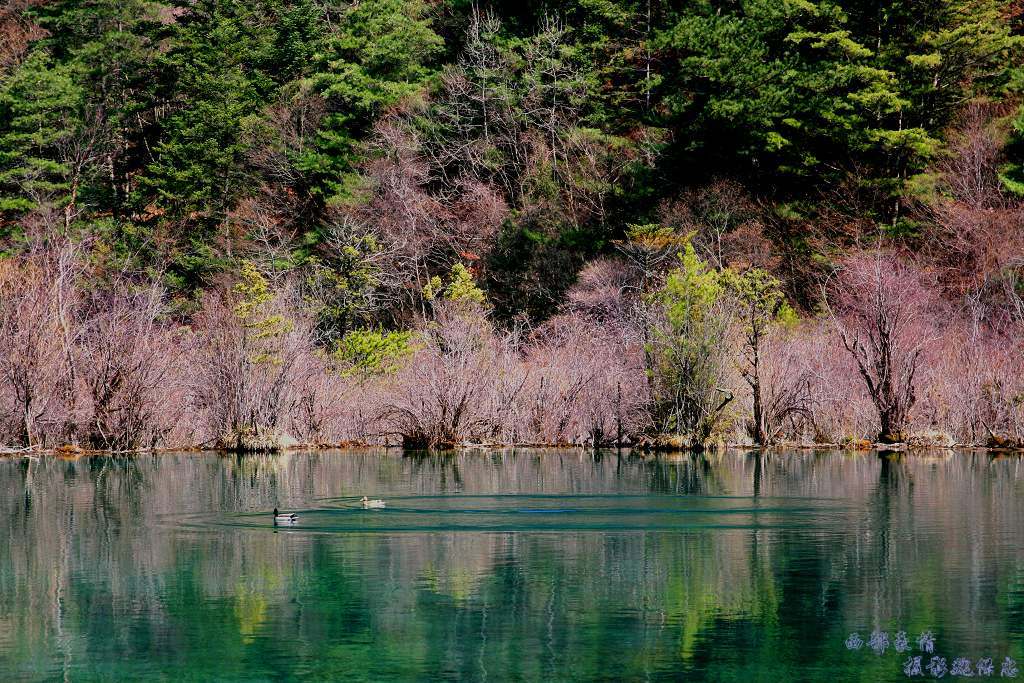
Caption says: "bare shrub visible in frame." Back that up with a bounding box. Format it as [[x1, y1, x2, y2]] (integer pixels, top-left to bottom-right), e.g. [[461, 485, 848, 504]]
[[916, 102, 1024, 304], [828, 252, 941, 443], [370, 302, 649, 449], [378, 303, 516, 448], [934, 102, 1008, 210], [658, 179, 772, 270], [75, 283, 182, 450], [0, 247, 191, 451], [918, 322, 1024, 446], [522, 315, 647, 446], [0, 1, 46, 76], [563, 257, 636, 328], [189, 267, 318, 450], [279, 350, 352, 446], [785, 323, 875, 444], [353, 118, 506, 317], [245, 87, 327, 191], [974, 348, 1024, 446], [737, 331, 812, 445], [0, 258, 65, 447], [921, 199, 1024, 304]]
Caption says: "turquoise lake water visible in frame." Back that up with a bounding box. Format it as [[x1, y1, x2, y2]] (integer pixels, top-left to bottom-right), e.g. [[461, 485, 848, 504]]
[[0, 449, 1022, 681]]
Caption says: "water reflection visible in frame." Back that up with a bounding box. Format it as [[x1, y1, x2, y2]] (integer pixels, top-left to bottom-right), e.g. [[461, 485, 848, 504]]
[[0, 450, 1022, 681]]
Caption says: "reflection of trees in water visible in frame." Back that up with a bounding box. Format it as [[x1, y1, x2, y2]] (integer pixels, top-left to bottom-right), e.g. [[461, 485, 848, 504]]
[[811, 451, 1024, 666], [643, 452, 715, 495], [404, 449, 464, 490], [0, 451, 1022, 679]]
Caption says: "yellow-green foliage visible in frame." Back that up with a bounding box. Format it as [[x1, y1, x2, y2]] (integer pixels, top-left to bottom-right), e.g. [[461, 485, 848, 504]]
[[233, 261, 272, 319], [1002, 106, 1024, 195], [649, 246, 796, 442], [658, 242, 723, 328], [233, 261, 293, 365], [648, 242, 731, 439], [721, 266, 796, 331], [300, 226, 382, 340], [423, 263, 486, 304], [623, 223, 690, 253], [422, 275, 442, 301], [334, 328, 417, 378]]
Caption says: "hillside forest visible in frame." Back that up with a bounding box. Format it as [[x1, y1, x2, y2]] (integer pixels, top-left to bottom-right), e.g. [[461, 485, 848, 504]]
[[0, 0, 1023, 451]]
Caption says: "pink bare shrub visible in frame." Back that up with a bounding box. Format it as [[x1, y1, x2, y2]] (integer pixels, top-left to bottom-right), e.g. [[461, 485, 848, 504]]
[[915, 329, 974, 445], [915, 102, 1024, 306], [972, 344, 1024, 446], [789, 323, 877, 444], [75, 283, 184, 450], [377, 303, 521, 447], [284, 354, 351, 446], [3, 228, 1022, 452], [0, 258, 66, 447], [657, 179, 774, 270], [828, 252, 943, 443], [563, 257, 637, 328], [923, 201, 1024, 301], [352, 117, 507, 317], [0, 1, 46, 75], [370, 303, 650, 449], [528, 316, 648, 445], [918, 324, 1024, 446], [188, 275, 320, 451], [0, 246, 189, 451], [728, 329, 813, 445], [937, 103, 1007, 211]]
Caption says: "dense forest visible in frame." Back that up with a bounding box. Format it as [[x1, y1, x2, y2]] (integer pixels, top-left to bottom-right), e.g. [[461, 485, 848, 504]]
[[0, 0, 1022, 451]]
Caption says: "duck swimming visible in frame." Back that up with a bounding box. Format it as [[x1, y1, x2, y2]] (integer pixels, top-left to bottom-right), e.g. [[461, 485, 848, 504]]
[[361, 496, 386, 509], [273, 507, 297, 523]]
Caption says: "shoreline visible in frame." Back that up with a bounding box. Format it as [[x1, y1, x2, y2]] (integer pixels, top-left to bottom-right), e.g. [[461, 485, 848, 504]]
[[3, 441, 1022, 458]]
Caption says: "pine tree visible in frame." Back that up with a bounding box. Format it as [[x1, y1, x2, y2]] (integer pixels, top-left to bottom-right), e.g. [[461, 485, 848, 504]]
[[0, 49, 83, 219], [1001, 106, 1024, 195], [297, 0, 443, 204], [654, 0, 903, 184], [141, 0, 274, 224], [32, 0, 168, 215], [841, 0, 1023, 205]]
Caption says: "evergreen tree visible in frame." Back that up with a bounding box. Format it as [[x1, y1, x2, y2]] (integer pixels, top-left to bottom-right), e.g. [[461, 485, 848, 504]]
[[841, 0, 1023, 206], [0, 0, 1021, 317], [32, 0, 168, 215], [1002, 106, 1024, 195], [142, 0, 273, 223], [0, 49, 83, 220], [298, 0, 443, 204], [654, 0, 903, 185]]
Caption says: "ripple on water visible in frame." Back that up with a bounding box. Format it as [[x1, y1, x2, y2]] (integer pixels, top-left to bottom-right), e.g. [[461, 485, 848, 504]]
[[162, 494, 852, 534]]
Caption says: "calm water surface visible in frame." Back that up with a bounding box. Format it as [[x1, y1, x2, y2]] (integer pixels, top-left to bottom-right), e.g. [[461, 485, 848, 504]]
[[1, 449, 1022, 681]]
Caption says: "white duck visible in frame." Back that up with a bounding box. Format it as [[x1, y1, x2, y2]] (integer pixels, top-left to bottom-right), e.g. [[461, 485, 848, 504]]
[[361, 496, 386, 509], [273, 507, 297, 523]]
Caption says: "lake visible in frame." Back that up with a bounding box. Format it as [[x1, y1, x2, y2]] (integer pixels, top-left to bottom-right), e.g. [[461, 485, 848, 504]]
[[1, 449, 1022, 681]]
